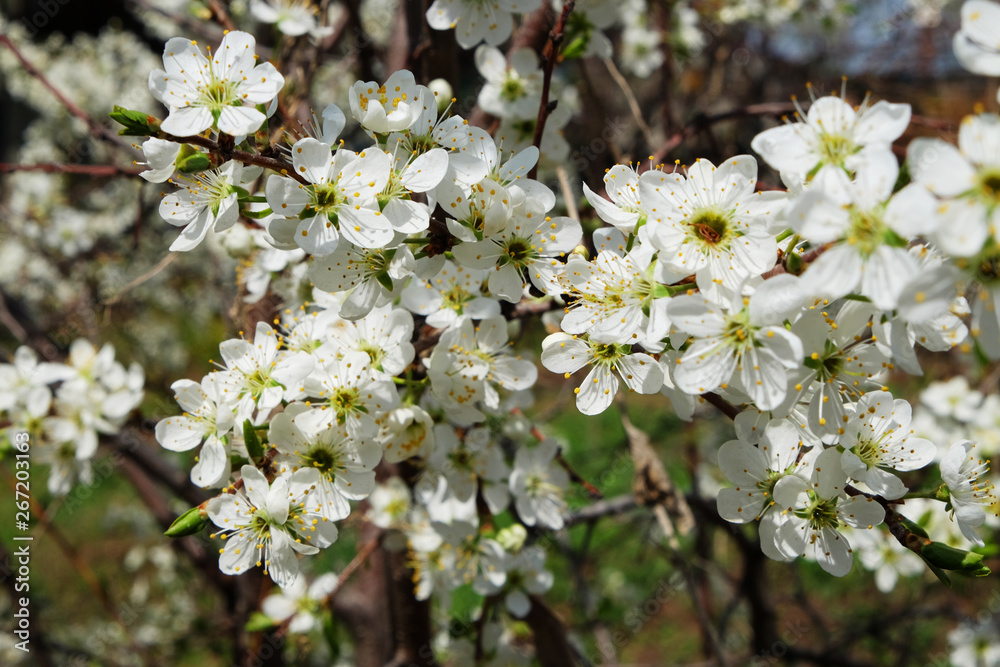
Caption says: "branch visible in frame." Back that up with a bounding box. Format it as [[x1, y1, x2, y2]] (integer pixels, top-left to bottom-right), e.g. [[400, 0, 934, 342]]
[[523, 595, 576, 667], [0, 35, 129, 150], [528, 0, 574, 180], [205, 0, 237, 31], [699, 392, 741, 420], [648, 103, 798, 167], [760, 242, 831, 280], [564, 494, 638, 527], [162, 133, 307, 184]]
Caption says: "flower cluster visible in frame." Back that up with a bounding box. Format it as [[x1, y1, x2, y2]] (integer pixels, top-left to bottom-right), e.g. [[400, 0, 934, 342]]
[[0, 341, 144, 494], [114, 1, 1000, 650]]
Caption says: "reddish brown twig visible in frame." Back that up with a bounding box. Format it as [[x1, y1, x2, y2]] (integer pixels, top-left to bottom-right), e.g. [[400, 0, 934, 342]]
[[700, 392, 741, 420], [647, 102, 798, 169], [528, 0, 575, 180], [161, 133, 307, 184], [0, 34, 129, 150], [205, 0, 237, 31], [519, 410, 603, 498]]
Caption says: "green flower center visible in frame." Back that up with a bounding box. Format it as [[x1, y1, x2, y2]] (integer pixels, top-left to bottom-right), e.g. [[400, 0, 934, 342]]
[[977, 168, 1000, 204], [202, 79, 238, 106], [302, 443, 342, 475], [974, 248, 1000, 285], [358, 341, 386, 370], [441, 282, 474, 313], [723, 309, 757, 354], [794, 491, 841, 530], [853, 437, 883, 468], [499, 236, 537, 267], [500, 77, 525, 101], [820, 134, 852, 162], [448, 447, 473, 470], [312, 182, 344, 212], [330, 387, 365, 424], [591, 342, 627, 365], [687, 207, 731, 246]]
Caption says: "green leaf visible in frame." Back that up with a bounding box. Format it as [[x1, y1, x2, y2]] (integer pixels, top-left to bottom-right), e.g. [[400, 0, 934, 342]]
[[922, 559, 952, 587], [164, 505, 208, 538], [561, 35, 589, 60], [244, 419, 264, 464], [245, 612, 278, 632], [109, 106, 161, 136], [896, 513, 930, 539]]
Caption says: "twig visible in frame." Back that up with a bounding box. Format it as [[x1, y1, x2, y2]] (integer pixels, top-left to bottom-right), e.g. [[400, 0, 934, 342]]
[[647, 103, 797, 168], [555, 165, 579, 221], [602, 57, 654, 150], [565, 494, 638, 527], [128, 0, 227, 45], [0, 35, 129, 150], [161, 133, 307, 184], [519, 410, 603, 498], [528, 0, 575, 181], [0, 289, 28, 342], [0, 163, 142, 176], [205, 0, 237, 31], [326, 535, 381, 606], [760, 242, 831, 280], [700, 392, 740, 420], [102, 254, 179, 318], [523, 595, 576, 667]]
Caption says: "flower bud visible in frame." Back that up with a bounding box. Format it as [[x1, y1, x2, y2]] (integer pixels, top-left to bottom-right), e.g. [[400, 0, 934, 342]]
[[427, 78, 453, 113], [921, 541, 991, 576], [496, 524, 528, 553], [164, 505, 209, 537]]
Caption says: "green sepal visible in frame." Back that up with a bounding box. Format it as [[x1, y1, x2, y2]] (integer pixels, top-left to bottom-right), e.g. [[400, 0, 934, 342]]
[[243, 419, 265, 464], [376, 271, 394, 292], [164, 505, 208, 538], [110, 106, 162, 136], [784, 250, 804, 275], [245, 612, 278, 632]]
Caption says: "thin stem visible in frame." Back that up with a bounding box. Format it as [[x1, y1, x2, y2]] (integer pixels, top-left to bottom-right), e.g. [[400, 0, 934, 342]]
[[0, 35, 129, 150], [528, 0, 575, 181]]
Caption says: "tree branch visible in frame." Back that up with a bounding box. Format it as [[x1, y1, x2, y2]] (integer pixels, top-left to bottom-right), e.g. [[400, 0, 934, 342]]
[[528, 0, 574, 180]]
